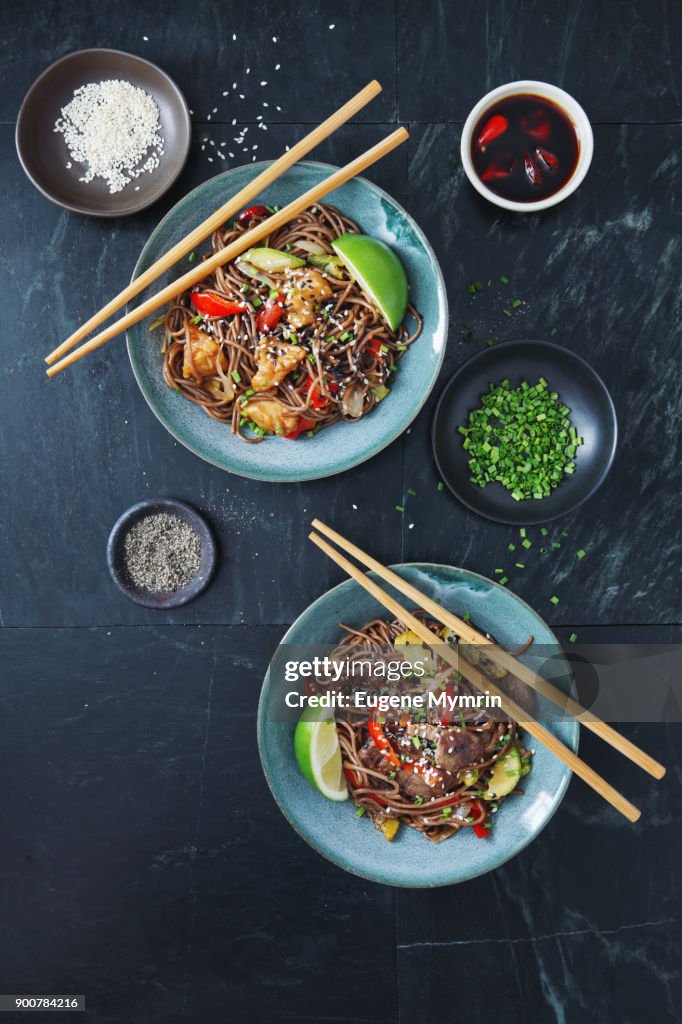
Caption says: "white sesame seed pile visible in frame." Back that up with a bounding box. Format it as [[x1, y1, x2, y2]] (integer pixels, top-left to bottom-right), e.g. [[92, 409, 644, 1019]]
[[53, 79, 165, 194]]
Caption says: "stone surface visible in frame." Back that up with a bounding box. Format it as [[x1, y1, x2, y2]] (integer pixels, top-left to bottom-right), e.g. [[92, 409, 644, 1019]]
[[1, 1, 680, 1020]]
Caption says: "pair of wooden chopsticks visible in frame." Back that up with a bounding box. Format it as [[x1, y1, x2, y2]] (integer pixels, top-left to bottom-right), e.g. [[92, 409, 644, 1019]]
[[45, 80, 404, 377], [309, 520, 666, 822]]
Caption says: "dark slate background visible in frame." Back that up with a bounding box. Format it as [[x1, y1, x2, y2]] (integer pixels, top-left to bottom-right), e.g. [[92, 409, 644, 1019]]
[[0, 1, 680, 1021]]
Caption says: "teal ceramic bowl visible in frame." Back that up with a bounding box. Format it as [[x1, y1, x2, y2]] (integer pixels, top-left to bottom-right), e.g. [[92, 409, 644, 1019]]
[[127, 162, 448, 481], [258, 564, 578, 887]]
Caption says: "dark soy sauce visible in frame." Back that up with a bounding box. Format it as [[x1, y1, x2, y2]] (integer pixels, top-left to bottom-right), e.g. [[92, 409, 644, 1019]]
[[471, 94, 580, 202]]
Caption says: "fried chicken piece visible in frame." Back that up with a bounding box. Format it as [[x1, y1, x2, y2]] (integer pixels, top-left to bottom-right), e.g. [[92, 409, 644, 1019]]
[[251, 340, 307, 391], [182, 324, 227, 381], [283, 267, 333, 329], [243, 397, 299, 436]]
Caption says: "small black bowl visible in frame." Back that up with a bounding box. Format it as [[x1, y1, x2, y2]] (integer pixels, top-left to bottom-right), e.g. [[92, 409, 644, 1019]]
[[107, 498, 217, 608], [432, 339, 618, 525], [16, 48, 191, 217]]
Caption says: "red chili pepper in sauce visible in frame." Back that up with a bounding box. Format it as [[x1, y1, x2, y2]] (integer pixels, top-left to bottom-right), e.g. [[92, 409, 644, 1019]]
[[480, 153, 515, 182], [523, 151, 543, 186], [477, 113, 509, 149], [521, 109, 552, 142], [535, 146, 559, 171]]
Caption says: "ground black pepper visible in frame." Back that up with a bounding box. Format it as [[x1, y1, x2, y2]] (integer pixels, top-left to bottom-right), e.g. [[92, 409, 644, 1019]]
[[123, 513, 201, 592]]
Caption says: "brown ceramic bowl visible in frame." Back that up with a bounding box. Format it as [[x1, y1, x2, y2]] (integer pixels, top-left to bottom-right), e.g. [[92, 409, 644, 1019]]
[[16, 48, 191, 217]]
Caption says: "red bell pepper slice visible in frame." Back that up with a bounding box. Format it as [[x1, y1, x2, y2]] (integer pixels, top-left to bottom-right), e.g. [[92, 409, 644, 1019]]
[[237, 204, 270, 224], [439, 682, 458, 725], [469, 798, 491, 838], [368, 719, 402, 768], [307, 379, 338, 409], [365, 338, 384, 358], [191, 291, 247, 318], [477, 113, 508, 149], [344, 766, 388, 807], [256, 292, 284, 333], [282, 416, 316, 441]]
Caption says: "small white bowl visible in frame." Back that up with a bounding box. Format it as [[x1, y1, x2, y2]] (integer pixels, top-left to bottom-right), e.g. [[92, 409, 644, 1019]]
[[460, 80, 594, 213]]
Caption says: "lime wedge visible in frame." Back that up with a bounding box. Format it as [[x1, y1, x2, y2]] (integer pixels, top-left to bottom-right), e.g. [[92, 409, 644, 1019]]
[[294, 705, 348, 801], [332, 233, 408, 331]]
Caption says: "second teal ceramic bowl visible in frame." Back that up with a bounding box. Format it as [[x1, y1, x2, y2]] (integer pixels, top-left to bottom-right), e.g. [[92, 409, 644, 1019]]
[[258, 564, 578, 887], [127, 162, 448, 481]]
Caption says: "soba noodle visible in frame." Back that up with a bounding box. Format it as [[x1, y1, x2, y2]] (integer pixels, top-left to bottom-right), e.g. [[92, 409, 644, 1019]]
[[313, 614, 530, 843], [161, 204, 422, 443]]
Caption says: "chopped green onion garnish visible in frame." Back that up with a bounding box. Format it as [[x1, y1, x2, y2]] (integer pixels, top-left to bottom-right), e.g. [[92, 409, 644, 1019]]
[[231, 370, 241, 383], [188, 251, 196, 263], [577, 549, 586, 559], [569, 632, 578, 643], [550, 595, 560, 605], [191, 315, 202, 324], [395, 504, 405, 513], [500, 275, 509, 284]]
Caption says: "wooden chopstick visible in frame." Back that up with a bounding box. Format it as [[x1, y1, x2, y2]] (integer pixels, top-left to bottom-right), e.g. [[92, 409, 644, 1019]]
[[312, 519, 666, 781], [308, 530, 642, 823], [46, 126, 408, 378], [45, 80, 383, 366]]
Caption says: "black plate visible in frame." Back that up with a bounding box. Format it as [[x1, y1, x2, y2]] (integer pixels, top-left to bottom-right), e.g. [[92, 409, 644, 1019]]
[[432, 340, 618, 525], [16, 48, 191, 217], [107, 498, 217, 608]]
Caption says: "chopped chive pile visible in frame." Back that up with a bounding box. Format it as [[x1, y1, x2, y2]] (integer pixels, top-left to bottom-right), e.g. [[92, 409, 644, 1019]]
[[458, 378, 583, 500]]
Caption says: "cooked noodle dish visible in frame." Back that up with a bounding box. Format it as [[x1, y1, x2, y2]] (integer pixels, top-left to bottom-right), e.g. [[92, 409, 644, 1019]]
[[294, 612, 533, 844], [158, 202, 422, 442]]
